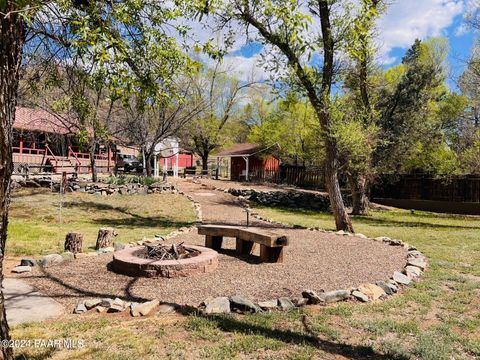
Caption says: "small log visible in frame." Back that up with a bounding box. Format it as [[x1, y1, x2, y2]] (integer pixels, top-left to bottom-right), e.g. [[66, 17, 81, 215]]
[[64, 232, 83, 254], [95, 228, 116, 250]]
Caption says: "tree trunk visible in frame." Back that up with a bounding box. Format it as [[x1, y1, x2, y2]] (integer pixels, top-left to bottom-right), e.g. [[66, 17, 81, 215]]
[[348, 172, 369, 216], [145, 152, 152, 176], [0, 5, 26, 359], [201, 152, 209, 171], [325, 141, 354, 232], [89, 139, 97, 182], [95, 228, 116, 250], [64, 232, 83, 253]]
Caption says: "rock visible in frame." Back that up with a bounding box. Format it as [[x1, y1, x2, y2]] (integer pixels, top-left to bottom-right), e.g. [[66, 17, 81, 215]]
[[355, 233, 368, 239], [96, 306, 107, 313], [292, 297, 308, 307], [11, 266, 32, 273], [97, 247, 114, 254], [302, 289, 324, 304], [335, 230, 346, 236], [376, 281, 394, 295], [385, 280, 399, 293], [108, 298, 127, 312], [320, 290, 351, 303], [277, 297, 295, 311], [357, 283, 386, 301], [393, 271, 411, 285], [84, 299, 102, 309], [74, 303, 87, 314], [229, 296, 262, 313], [113, 242, 126, 251], [202, 297, 230, 315], [406, 258, 427, 270], [351, 290, 369, 302], [20, 258, 36, 267], [156, 304, 177, 315], [39, 254, 64, 267], [60, 251, 75, 260], [100, 298, 113, 308], [74, 253, 87, 259], [131, 299, 160, 317], [405, 265, 422, 279], [257, 299, 278, 310], [407, 250, 424, 258]]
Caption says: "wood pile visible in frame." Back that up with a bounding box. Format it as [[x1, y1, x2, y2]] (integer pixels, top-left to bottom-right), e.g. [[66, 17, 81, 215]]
[[144, 242, 199, 261]]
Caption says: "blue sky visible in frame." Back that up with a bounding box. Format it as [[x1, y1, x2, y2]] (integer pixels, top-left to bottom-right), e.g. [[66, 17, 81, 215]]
[[214, 0, 477, 91]]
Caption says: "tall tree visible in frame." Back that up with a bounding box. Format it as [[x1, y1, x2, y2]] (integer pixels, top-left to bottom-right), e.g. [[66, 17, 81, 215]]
[[0, 2, 191, 357], [200, 0, 355, 231], [181, 62, 251, 170]]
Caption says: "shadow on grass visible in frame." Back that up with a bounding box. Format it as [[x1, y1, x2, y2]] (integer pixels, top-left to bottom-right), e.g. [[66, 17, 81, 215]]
[[63, 200, 193, 229], [203, 314, 408, 360], [259, 206, 480, 231]]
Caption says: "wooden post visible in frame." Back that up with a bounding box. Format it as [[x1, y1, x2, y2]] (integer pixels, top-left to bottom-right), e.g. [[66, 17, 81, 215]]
[[235, 238, 255, 255], [64, 232, 83, 253], [95, 228, 116, 250], [205, 235, 223, 250], [259, 245, 284, 263]]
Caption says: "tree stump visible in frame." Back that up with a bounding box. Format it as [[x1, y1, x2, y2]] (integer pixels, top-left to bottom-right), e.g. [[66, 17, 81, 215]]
[[95, 228, 116, 250], [64, 232, 83, 253]]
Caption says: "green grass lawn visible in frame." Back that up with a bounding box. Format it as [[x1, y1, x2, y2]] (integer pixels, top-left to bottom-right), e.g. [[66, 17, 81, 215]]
[[9, 202, 480, 359], [7, 188, 196, 256]]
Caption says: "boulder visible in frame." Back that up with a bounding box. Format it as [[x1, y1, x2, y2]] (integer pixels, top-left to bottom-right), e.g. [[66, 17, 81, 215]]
[[393, 271, 411, 285], [229, 296, 262, 313], [355, 233, 368, 239], [156, 304, 177, 315], [277, 297, 295, 311], [20, 258, 36, 267], [108, 298, 127, 312], [375, 281, 394, 295], [74, 303, 87, 314], [406, 258, 427, 270], [84, 299, 102, 310], [351, 290, 369, 302], [39, 254, 64, 267], [96, 306, 107, 313], [405, 265, 422, 279], [257, 299, 278, 310], [302, 289, 324, 305], [131, 299, 159, 317], [11, 266, 32, 273], [357, 283, 386, 301], [97, 247, 114, 254], [292, 297, 309, 307], [320, 290, 350, 303], [202, 297, 230, 315]]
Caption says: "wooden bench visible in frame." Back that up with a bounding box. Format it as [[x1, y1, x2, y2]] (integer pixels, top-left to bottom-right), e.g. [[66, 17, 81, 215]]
[[197, 225, 289, 263]]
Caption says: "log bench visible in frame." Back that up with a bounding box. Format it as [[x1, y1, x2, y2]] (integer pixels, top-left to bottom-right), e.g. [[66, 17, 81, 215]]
[[197, 225, 289, 263]]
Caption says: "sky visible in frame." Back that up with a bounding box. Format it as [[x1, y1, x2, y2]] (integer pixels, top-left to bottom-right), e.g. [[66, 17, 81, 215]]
[[201, 0, 478, 91]]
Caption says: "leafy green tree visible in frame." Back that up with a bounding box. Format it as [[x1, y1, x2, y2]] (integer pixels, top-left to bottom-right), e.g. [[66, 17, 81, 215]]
[[248, 92, 321, 166], [180, 62, 251, 170], [0, 2, 193, 357], [196, 0, 359, 231]]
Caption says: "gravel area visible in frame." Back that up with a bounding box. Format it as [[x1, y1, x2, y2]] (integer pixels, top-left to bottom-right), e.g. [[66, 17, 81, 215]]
[[23, 179, 407, 307]]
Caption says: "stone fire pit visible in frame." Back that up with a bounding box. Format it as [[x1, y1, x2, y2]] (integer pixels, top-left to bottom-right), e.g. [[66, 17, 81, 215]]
[[111, 245, 218, 278]]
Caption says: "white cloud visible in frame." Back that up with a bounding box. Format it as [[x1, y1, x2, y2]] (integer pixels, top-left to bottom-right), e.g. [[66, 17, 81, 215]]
[[376, 0, 467, 64]]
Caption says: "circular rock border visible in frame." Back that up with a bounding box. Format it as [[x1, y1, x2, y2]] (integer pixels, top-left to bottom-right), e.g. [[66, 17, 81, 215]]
[[111, 245, 219, 278]]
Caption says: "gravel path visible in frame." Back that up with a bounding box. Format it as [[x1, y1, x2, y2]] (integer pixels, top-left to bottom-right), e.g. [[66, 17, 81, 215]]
[[23, 179, 407, 307]]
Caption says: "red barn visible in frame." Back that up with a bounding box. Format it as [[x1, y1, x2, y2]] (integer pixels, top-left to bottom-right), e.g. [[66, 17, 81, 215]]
[[216, 143, 280, 181]]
